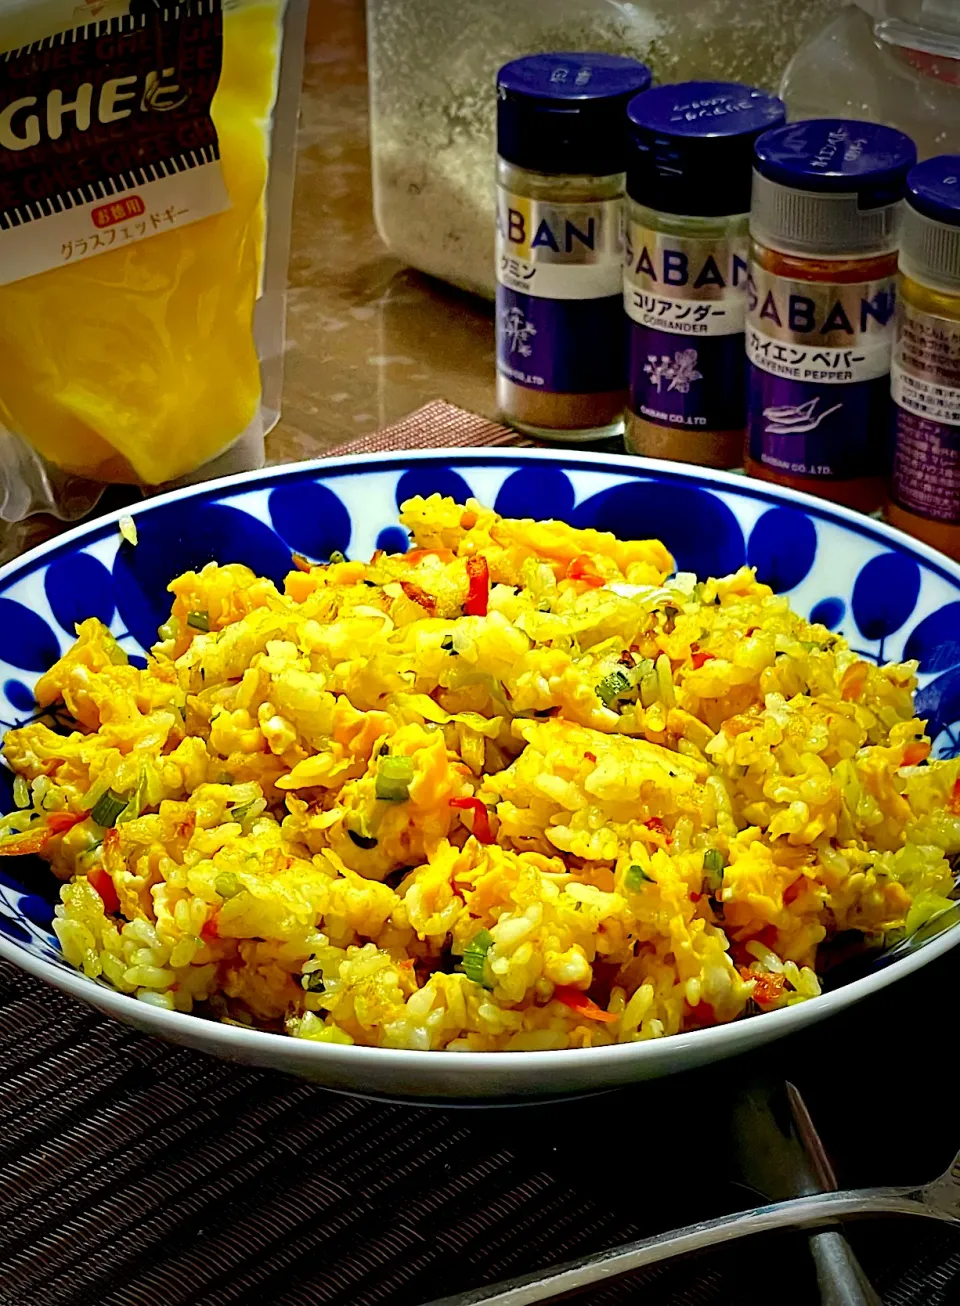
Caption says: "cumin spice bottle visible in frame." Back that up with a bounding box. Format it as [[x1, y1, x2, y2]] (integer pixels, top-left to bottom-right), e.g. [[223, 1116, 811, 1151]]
[[745, 119, 917, 512], [495, 52, 652, 441], [887, 156, 960, 558], [623, 82, 785, 469]]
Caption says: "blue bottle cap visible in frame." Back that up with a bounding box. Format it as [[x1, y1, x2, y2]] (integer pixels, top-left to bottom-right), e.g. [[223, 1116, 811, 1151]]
[[626, 81, 786, 217], [900, 156, 960, 288], [497, 53, 653, 177], [753, 119, 917, 208], [906, 154, 960, 225]]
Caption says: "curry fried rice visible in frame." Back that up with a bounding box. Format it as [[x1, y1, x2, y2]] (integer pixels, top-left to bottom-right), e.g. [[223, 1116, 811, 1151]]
[[3, 495, 959, 1051]]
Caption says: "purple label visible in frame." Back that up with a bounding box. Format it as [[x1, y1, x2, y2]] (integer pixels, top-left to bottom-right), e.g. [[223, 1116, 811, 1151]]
[[496, 287, 626, 394], [891, 408, 960, 524], [747, 370, 890, 479], [628, 324, 746, 431]]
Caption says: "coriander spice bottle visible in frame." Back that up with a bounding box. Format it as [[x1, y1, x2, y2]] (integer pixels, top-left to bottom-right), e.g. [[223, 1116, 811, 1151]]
[[745, 119, 917, 512], [495, 53, 652, 442], [887, 156, 960, 558], [623, 82, 785, 469]]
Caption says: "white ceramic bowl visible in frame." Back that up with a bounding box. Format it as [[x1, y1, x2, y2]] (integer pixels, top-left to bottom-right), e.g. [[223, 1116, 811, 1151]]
[[2, 449, 958, 1099]]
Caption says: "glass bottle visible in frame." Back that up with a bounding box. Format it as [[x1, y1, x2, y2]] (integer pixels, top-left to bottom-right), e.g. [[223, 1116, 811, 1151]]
[[886, 155, 960, 556], [495, 52, 651, 442], [744, 119, 917, 513], [622, 82, 785, 469]]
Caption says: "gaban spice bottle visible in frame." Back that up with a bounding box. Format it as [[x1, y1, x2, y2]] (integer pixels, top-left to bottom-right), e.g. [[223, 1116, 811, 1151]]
[[887, 157, 960, 557], [623, 82, 785, 469], [745, 119, 917, 512], [495, 52, 651, 441]]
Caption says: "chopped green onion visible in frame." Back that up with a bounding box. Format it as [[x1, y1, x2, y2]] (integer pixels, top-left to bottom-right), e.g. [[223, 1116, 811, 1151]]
[[13, 776, 29, 810], [347, 829, 378, 850], [186, 611, 210, 633], [460, 928, 493, 987], [595, 669, 632, 710], [157, 620, 177, 642], [304, 970, 327, 993], [91, 789, 129, 828], [227, 800, 257, 824], [215, 872, 241, 899], [638, 663, 660, 708], [702, 848, 726, 894], [625, 864, 654, 891], [118, 515, 138, 547], [102, 630, 129, 666], [375, 755, 414, 802], [328, 550, 346, 564], [117, 771, 146, 824]]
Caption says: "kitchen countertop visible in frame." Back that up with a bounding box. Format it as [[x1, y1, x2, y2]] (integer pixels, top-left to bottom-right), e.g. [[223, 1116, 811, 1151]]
[[270, 0, 497, 463]]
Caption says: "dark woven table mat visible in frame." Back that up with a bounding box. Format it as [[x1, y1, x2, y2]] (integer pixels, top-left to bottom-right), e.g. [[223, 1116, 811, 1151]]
[[2, 403, 960, 1306]]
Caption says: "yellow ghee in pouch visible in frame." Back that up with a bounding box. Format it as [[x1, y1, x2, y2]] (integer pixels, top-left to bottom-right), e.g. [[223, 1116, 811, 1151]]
[[0, 2, 282, 486]]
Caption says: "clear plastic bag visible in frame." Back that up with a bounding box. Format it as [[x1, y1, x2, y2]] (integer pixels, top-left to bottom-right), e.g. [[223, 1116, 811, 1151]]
[[781, 1, 960, 160], [0, 0, 308, 521], [367, 0, 839, 300]]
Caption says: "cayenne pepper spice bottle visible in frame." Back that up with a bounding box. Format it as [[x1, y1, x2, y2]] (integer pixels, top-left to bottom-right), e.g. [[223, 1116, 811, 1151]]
[[623, 82, 785, 469], [745, 119, 917, 512], [495, 53, 652, 442], [887, 156, 960, 557]]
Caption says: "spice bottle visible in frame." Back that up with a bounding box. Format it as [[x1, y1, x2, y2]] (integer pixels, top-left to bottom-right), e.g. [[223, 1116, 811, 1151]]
[[495, 53, 652, 441], [887, 157, 960, 557], [745, 119, 917, 512], [623, 82, 785, 469]]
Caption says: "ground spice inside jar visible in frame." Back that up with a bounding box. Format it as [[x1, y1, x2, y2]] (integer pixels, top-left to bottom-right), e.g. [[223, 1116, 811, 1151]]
[[494, 52, 651, 442], [623, 81, 785, 469], [886, 155, 960, 559], [744, 118, 917, 512]]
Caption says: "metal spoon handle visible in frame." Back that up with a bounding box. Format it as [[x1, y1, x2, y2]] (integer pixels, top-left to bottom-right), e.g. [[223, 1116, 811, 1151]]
[[422, 1189, 928, 1306], [809, 1230, 885, 1306]]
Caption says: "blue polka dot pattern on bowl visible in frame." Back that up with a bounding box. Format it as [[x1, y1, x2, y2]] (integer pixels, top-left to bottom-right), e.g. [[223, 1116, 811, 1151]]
[[0, 449, 959, 974]]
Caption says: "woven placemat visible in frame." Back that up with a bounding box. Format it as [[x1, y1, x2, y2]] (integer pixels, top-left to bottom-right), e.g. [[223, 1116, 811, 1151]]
[[2, 403, 959, 1306]]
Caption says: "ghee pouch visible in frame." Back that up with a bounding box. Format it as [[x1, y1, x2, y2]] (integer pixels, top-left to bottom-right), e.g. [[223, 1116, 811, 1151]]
[[0, 0, 305, 502]]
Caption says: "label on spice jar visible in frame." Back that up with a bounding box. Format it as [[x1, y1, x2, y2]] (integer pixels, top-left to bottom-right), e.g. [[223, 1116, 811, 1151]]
[[0, 1, 230, 287], [624, 222, 749, 433], [746, 266, 897, 480], [495, 188, 624, 394], [890, 302, 960, 523]]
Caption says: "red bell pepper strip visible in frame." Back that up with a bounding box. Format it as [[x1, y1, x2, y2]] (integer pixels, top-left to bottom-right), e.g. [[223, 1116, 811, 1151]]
[[88, 868, 120, 915], [902, 740, 930, 767], [463, 556, 490, 616], [740, 968, 787, 1009], [566, 555, 605, 587], [449, 796, 493, 844], [690, 650, 716, 670], [553, 986, 619, 1023]]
